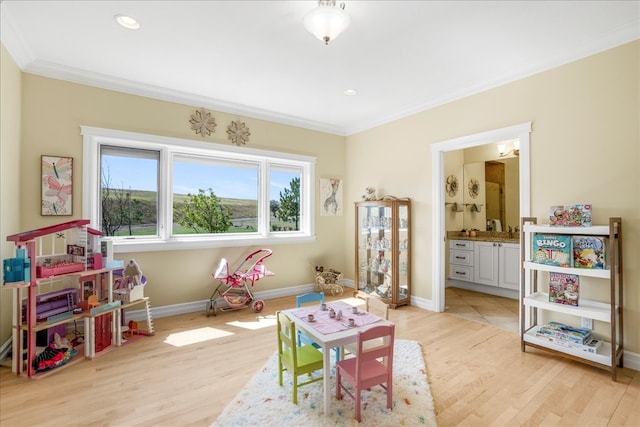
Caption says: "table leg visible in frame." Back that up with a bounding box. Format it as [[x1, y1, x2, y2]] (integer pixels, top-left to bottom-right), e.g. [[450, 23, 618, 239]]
[[323, 343, 331, 416]]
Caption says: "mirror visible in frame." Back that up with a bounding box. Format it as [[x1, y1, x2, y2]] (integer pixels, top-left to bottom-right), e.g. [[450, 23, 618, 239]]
[[462, 157, 519, 231]]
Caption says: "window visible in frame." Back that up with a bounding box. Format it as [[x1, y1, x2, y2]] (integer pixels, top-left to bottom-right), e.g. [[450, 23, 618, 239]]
[[82, 126, 316, 253], [101, 146, 159, 237]]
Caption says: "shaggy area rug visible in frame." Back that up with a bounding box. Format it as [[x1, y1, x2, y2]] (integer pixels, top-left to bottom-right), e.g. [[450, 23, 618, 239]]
[[212, 339, 437, 426]]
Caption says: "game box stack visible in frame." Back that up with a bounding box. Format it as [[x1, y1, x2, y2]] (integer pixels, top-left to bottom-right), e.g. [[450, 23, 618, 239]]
[[535, 321, 602, 354], [548, 272, 580, 306]]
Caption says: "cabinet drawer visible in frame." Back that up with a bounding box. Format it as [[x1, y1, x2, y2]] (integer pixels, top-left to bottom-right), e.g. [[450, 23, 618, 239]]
[[449, 265, 474, 282], [450, 249, 473, 266], [449, 240, 473, 250]]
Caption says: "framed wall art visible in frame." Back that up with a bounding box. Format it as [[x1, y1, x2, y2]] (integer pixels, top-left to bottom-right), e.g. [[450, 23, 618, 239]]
[[41, 155, 73, 216], [320, 177, 343, 216]]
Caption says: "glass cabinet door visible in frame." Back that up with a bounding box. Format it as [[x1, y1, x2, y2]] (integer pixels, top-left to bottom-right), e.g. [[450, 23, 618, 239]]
[[396, 202, 410, 305], [355, 198, 410, 308]]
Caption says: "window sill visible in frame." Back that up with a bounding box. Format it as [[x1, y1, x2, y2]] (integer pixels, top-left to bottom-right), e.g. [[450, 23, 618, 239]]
[[111, 234, 316, 253]]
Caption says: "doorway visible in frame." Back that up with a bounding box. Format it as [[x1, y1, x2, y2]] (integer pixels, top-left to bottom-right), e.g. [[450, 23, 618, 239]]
[[430, 123, 532, 313]]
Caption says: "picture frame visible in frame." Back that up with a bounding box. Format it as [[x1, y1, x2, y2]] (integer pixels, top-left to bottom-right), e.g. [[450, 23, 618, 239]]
[[320, 177, 343, 216], [41, 155, 73, 216]]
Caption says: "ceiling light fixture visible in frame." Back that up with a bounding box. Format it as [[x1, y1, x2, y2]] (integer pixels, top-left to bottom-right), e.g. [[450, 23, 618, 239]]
[[114, 14, 141, 30], [344, 89, 357, 96], [304, 1, 350, 45]]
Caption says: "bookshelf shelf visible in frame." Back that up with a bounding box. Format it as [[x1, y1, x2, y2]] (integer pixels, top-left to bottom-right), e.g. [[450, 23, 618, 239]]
[[520, 217, 623, 381]]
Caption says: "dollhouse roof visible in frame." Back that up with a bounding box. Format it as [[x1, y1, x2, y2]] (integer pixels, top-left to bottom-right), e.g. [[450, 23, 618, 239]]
[[6, 219, 91, 243]]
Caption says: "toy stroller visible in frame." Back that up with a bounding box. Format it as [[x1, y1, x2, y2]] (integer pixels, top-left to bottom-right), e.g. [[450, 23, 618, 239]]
[[206, 249, 274, 317]]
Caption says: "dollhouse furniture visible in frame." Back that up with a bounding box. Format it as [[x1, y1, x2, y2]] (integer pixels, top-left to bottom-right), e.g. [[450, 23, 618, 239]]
[[4, 219, 121, 377]]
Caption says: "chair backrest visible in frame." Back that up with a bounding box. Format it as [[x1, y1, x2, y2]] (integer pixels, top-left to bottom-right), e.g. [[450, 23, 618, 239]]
[[87, 294, 99, 308], [366, 297, 389, 320], [277, 311, 297, 362], [356, 324, 394, 369], [296, 292, 325, 308]]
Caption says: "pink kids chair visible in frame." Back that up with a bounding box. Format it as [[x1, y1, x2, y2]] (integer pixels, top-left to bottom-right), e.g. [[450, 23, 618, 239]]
[[335, 324, 395, 422]]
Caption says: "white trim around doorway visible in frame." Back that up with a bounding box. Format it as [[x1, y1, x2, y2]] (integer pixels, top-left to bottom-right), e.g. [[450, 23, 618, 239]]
[[430, 122, 532, 312]]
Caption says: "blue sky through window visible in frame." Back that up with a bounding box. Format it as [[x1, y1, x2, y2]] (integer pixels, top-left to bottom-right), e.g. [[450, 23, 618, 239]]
[[103, 156, 298, 200]]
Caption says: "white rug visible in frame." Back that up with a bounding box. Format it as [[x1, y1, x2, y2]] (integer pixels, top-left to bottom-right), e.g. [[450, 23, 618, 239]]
[[212, 339, 437, 426]]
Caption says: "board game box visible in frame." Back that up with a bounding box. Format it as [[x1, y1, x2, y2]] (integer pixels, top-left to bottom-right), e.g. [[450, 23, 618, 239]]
[[549, 204, 592, 227], [572, 235, 607, 269], [535, 333, 602, 354], [536, 321, 592, 344], [548, 272, 580, 306], [532, 233, 572, 267]]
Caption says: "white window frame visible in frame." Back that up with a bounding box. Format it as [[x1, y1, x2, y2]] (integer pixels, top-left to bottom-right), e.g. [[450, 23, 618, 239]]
[[81, 126, 316, 253]]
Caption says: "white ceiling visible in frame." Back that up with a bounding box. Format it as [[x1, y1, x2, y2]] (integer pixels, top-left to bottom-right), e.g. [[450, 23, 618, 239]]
[[1, 1, 638, 136]]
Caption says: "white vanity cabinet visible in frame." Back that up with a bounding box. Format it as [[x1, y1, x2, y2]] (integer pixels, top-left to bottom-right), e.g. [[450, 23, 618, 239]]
[[474, 241, 520, 290], [449, 240, 474, 282], [499, 243, 520, 290]]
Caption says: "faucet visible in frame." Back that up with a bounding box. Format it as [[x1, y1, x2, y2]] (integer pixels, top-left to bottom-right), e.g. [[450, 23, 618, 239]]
[[508, 226, 513, 238]]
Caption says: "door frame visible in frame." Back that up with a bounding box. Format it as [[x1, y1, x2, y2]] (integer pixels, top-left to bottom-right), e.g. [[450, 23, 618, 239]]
[[430, 122, 532, 312]]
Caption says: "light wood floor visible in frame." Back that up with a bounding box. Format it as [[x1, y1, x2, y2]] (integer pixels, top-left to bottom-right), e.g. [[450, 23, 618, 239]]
[[1, 294, 638, 426], [445, 287, 519, 333]]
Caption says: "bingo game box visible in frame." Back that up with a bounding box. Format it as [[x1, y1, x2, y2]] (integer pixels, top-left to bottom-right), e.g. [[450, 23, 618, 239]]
[[533, 233, 572, 267]]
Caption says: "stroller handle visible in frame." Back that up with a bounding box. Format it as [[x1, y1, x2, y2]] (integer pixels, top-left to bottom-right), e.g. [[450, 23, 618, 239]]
[[244, 248, 273, 262]]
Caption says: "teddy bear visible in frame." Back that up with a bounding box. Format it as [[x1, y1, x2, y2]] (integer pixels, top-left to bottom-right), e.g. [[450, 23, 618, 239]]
[[362, 187, 377, 201]]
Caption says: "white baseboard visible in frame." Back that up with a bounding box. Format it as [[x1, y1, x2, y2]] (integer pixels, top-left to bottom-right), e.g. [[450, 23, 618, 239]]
[[623, 351, 640, 372], [125, 282, 318, 320]]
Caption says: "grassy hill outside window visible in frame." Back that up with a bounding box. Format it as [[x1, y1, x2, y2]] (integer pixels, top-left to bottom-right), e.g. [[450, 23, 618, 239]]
[[81, 126, 316, 253]]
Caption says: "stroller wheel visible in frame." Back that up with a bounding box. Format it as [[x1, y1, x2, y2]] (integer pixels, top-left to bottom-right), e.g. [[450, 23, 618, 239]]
[[207, 301, 218, 317], [252, 299, 264, 313], [206, 301, 215, 317], [331, 285, 344, 297]]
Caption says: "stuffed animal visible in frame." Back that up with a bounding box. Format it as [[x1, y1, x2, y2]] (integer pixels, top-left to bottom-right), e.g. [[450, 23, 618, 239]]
[[362, 187, 377, 201]]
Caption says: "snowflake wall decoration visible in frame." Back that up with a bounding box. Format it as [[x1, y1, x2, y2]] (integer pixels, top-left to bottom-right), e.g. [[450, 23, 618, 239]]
[[227, 121, 251, 146], [189, 108, 217, 137], [226, 120, 251, 146]]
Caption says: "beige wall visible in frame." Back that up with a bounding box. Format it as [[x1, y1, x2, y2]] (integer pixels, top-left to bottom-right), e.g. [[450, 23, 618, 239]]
[[345, 41, 639, 353], [0, 45, 22, 342], [2, 67, 347, 319]]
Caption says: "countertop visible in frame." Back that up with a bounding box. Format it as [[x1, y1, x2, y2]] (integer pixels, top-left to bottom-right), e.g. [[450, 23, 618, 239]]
[[447, 231, 520, 244]]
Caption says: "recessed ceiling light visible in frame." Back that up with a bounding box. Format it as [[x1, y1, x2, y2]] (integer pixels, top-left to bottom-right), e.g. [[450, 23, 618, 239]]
[[114, 14, 141, 30], [344, 89, 358, 96]]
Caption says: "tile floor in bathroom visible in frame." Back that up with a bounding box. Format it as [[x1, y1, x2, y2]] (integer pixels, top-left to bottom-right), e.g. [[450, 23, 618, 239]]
[[444, 286, 519, 333]]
